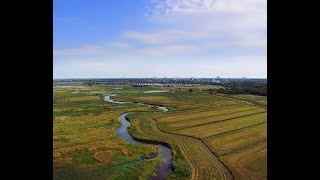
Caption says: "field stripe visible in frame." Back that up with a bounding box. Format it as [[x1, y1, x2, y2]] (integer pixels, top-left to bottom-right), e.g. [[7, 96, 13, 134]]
[[155, 105, 258, 121], [175, 112, 266, 138], [174, 111, 266, 131], [213, 94, 267, 109], [221, 142, 267, 180], [162, 107, 264, 129], [166, 104, 253, 113], [221, 138, 267, 157], [202, 121, 267, 139]]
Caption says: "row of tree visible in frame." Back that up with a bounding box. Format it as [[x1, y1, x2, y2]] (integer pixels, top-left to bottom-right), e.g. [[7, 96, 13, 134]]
[[216, 81, 267, 96]]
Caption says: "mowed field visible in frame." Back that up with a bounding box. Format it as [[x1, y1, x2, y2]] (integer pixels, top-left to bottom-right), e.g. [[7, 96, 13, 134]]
[[149, 93, 267, 180], [127, 113, 232, 180], [219, 94, 267, 108]]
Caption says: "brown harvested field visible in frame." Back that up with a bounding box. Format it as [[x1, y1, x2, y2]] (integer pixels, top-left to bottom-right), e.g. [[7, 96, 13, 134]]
[[203, 123, 267, 156], [221, 142, 267, 180], [174, 112, 267, 138]]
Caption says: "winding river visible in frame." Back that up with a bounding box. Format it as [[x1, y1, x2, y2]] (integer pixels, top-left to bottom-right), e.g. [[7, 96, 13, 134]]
[[104, 95, 172, 180]]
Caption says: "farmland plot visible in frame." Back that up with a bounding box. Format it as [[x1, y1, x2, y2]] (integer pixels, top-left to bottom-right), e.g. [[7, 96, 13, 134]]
[[156, 106, 266, 131], [174, 112, 267, 138], [128, 114, 233, 180], [221, 142, 267, 180], [203, 123, 267, 156]]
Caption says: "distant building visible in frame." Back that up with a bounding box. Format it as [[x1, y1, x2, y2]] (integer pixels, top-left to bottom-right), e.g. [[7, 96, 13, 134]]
[[212, 79, 220, 83]]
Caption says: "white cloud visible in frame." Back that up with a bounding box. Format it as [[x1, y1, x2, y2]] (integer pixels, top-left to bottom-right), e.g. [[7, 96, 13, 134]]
[[137, 44, 200, 56], [54, 43, 200, 58], [83, 61, 110, 68], [109, 42, 133, 49], [53, 46, 107, 56], [54, 56, 266, 79], [124, 30, 210, 44], [143, 0, 267, 49], [54, 0, 267, 78], [148, 0, 266, 17], [55, 0, 266, 57]]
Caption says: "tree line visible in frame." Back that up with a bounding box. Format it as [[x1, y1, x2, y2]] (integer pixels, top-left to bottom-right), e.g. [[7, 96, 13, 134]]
[[216, 81, 267, 96]]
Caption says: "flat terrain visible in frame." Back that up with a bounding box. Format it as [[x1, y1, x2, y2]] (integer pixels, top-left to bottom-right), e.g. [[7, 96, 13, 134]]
[[221, 143, 267, 180], [53, 86, 160, 179], [53, 83, 267, 179], [116, 87, 267, 180], [127, 113, 232, 180]]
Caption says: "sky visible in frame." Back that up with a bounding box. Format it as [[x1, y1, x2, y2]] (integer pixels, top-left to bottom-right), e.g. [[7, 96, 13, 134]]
[[53, 0, 267, 79]]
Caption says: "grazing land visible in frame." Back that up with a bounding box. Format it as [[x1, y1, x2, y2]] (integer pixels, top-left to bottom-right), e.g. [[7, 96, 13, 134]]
[[53, 81, 267, 180]]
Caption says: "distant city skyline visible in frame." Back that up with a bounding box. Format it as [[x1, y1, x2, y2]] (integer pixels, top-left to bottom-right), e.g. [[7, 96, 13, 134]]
[[53, 76, 266, 80], [54, 0, 267, 79]]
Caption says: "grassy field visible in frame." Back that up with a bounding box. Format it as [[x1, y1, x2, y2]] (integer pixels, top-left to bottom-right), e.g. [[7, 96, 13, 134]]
[[155, 106, 266, 131], [221, 94, 267, 107], [221, 142, 267, 180], [174, 112, 267, 138], [203, 123, 267, 156], [53, 86, 162, 179], [54, 84, 267, 179]]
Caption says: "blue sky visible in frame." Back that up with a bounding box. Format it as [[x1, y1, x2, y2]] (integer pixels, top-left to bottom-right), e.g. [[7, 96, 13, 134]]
[[54, 0, 267, 78]]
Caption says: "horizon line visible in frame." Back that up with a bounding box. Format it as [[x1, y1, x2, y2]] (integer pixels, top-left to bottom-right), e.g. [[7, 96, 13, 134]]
[[53, 77, 267, 80]]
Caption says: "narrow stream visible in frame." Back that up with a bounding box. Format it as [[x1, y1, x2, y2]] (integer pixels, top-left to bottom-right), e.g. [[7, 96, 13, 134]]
[[104, 95, 172, 179]]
